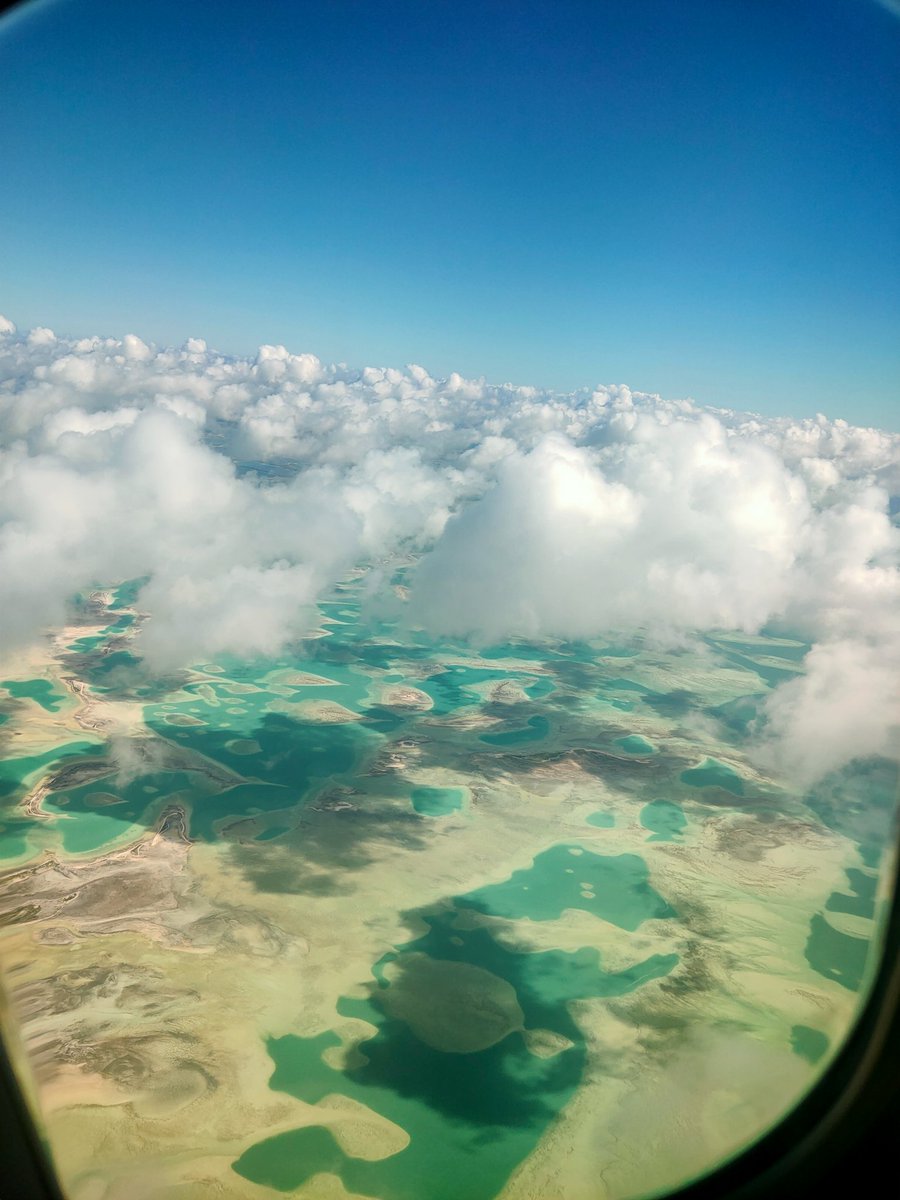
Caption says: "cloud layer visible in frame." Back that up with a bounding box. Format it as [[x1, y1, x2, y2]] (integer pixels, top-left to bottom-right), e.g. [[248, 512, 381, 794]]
[[1, 317, 898, 784]]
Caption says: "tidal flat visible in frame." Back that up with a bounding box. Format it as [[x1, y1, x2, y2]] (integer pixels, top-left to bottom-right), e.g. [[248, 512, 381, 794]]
[[0, 573, 896, 1200]]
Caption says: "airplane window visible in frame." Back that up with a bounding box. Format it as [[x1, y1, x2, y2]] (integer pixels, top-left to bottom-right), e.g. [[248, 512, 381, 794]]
[[1, 2, 898, 1199]]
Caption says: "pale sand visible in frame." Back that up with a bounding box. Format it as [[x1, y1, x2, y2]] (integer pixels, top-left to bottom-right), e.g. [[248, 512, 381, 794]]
[[269, 699, 363, 724], [378, 685, 434, 711], [522, 1029, 574, 1059], [264, 669, 345, 690]]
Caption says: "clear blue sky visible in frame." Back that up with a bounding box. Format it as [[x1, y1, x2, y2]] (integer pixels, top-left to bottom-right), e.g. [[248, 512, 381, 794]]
[[1, 0, 898, 428]]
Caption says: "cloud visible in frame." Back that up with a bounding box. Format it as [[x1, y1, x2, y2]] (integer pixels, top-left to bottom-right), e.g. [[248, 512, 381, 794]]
[[408, 423, 812, 641], [0, 316, 898, 785], [758, 637, 900, 786]]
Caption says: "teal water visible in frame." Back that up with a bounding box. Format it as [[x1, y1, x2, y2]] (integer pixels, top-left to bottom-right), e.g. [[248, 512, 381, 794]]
[[43, 769, 201, 854], [615, 734, 655, 756], [640, 800, 687, 842], [711, 694, 763, 737], [83, 650, 143, 687], [410, 787, 465, 817], [586, 811, 615, 829], [714, 634, 810, 663], [68, 634, 106, 654], [109, 577, 150, 609], [597, 645, 640, 658], [681, 758, 745, 796], [68, 613, 135, 655], [462, 844, 676, 931], [0, 740, 105, 860], [479, 716, 550, 747], [145, 676, 379, 817], [187, 782, 296, 841], [419, 664, 553, 718], [0, 743, 103, 800], [605, 678, 653, 694], [1, 679, 65, 713], [705, 637, 806, 688], [525, 677, 556, 699], [255, 824, 292, 842]]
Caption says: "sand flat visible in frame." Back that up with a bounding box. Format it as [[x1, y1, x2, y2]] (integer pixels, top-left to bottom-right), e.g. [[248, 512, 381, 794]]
[[0, 586, 892, 1200]]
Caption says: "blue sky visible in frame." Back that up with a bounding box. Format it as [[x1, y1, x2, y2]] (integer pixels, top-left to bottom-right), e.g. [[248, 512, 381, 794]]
[[1, 0, 898, 428]]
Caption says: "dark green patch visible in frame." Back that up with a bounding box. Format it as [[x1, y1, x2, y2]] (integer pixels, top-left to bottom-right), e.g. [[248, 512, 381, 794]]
[[825, 868, 876, 920], [681, 758, 745, 796], [791, 1025, 829, 1065], [805, 912, 870, 992], [640, 799, 687, 842], [479, 716, 550, 747], [233, 1125, 349, 1192], [254, 824, 292, 842]]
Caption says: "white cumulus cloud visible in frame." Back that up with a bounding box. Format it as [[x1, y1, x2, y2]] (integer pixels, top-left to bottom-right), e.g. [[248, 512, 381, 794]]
[[0, 316, 898, 785]]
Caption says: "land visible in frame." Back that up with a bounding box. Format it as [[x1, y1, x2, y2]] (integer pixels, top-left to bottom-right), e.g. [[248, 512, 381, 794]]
[[0, 574, 894, 1200]]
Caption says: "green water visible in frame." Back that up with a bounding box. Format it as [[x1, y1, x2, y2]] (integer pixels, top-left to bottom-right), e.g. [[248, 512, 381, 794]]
[[1, 679, 65, 713], [0, 740, 105, 860], [68, 634, 106, 653], [479, 715, 550, 746], [254, 824, 292, 842], [419, 664, 554, 718], [586, 811, 615, 829], [711, 693, 763, 737], [706, 637, 806, 688], [68, 612, 135, 654], [0, 743, 103, 802], [83, 649, 142, 687], [804, 912, 870, 992], [410, 787, 465, 817], [43, 769, 201, 854], [109, 576, 150, 608], [804, 863, 881, 993], [680, 758, 745, 796], [186, 782, 296, 841], [462, 844, 676, 931], [145, 682, 379, 813], [615, 734, 655, 755], [525, 677, 556, 699], [640, 800, 687, 842], [791, 1024, 829, 1065], [825, 868, 876, 919], [605, 678, 653, 694]]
